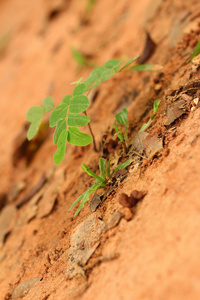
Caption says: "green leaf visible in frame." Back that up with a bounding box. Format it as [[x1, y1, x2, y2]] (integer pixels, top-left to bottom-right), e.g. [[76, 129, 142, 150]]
[[128, 64, 163, 72], [106, 160, 111, 178], [26, 106, 44, 140], [53, 119, 66, 144], [68, 114, 90, 127], [114, 121, 124, 142], [27, 122, 41, 140], [153, 99, 161, 113], [74, 181, 105, 216], [43, 97, 54, 112], [68, 191, 86, 211], [186, 39, 200, 63], [91, 66, 107, 77], [81, 162, 104, 182], [99, 158, 106, 181], [26, 106, 44, 123], [83, 73, 98, 89], [50, 104, 69, 127], [119, 56, 138, 72], [73, 83, 87, 96], [61, 94, 72, 105], [115, 108, 129, 127], [150, 114, 155, 121], [99, 68, 115, 81], [53, 130, 68, 165], [104, 59, 122, 71], [69, 95, 90, 113], [114, 160, 131, 173], [139, 119, 152, 132], [114, 120, 119, 133], [67, 127, 92, 146]]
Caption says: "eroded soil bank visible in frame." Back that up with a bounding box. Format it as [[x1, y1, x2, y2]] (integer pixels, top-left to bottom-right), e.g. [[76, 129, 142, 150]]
[[0, 0, 200, 299]]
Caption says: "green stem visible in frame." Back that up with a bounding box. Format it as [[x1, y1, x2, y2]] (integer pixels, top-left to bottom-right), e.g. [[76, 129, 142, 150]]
[[84, 111, 98, 152]]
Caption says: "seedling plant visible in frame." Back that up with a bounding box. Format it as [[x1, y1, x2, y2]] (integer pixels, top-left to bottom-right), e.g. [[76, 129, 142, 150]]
[[26, 56, 161, 215], [69, 158, 131, 216], [139, 99, 161, 132], [114, 107, 129, 151]]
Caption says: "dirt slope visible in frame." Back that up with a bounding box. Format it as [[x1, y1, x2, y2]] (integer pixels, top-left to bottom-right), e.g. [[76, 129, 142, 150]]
[[0, 0, 200, 299]]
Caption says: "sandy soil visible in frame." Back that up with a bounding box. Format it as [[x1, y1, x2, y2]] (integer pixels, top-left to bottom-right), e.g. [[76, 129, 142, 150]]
[[0, 0, 200, 299]]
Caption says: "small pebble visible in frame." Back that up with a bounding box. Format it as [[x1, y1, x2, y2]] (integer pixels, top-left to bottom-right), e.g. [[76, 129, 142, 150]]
[[104, 211, 123, 232], [163, 148, 170, 157], [118, 193, 137, 208], [143, 159, 148, 167], [130, 190, 145, 201], [122, 207, 133, 221]]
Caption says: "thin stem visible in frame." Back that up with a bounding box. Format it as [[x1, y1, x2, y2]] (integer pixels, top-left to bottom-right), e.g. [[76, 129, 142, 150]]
[[84, 111, 98, 152]]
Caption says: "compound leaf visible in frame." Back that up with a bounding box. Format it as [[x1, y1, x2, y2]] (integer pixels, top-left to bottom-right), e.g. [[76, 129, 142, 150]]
[[115, 108, 129, 127], [53, 119, 67, 144], [69, 95, 90, 113], [67, 127, 92, 146], [68, 114, 90, 127], [43, 97, 54, 112], [53, 130, 68, 165], [50, 104, 69, 127]]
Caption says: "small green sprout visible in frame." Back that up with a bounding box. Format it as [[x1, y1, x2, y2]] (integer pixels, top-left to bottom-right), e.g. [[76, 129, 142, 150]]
[[114, 108, 129, 150], [186, 39, 200, 63], [69, 157, 131, 216], [139, 99, 161, 132]]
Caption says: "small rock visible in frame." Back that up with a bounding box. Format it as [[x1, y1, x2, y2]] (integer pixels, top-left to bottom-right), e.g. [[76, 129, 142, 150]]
[[143, 159, 149, 167], [12, 277, 42, 300], [90, 194, 102, 212], [163, 148, 170, 157], [119, 193, 137, 208], [119, 190, 146, 210], [122, 207, 133, 221], [130, 190, 145, 201], [104, 211, 123, 232]]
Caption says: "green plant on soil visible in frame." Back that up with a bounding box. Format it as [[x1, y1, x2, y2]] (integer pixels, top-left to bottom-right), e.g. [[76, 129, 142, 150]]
[[69, 157, 131, 216], [139, 99, 161, 132], [114, 107, 129, 150], [26, 56, 160, 165]]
